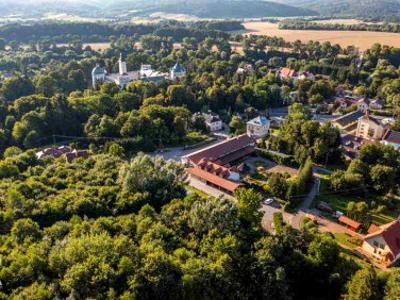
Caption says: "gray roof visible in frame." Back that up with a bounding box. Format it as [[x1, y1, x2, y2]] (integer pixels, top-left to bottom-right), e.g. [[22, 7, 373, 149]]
[[92, 65, 105, 76], [248, 116, 270, 126], [171, 62, 185, 73], [333, 110, 363, 127]]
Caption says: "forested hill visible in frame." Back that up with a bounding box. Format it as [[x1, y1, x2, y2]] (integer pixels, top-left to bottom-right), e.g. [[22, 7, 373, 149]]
[[1, 0, 317, 19], [276, 0, 400, 18], [137, 0, 317, 18]]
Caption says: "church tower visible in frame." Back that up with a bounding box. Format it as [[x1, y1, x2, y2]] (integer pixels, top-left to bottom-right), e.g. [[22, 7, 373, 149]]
[[119, 53, 127, 75]]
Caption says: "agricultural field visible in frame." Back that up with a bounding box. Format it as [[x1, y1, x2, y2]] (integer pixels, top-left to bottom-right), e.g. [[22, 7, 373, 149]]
[[240, 21, 400, 51]]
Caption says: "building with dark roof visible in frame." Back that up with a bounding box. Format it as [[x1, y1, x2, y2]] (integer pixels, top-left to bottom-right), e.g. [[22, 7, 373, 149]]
[[341, 134, 373, 159], [183, 134, 255, 195], [381, 130, 400, 150], [362, 220, 400, 267], [170, 62, 186, 80], [333, 110, 364, 132]]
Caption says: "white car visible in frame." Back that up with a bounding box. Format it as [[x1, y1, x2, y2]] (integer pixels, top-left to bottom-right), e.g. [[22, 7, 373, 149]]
[[263, 198, 274, 205]]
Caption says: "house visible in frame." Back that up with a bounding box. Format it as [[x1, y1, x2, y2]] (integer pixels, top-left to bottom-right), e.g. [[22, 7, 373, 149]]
[[335, 86, 354, 98], [247, 116, 270, 138], [332, 110, 364, 133], [279, 67, 297, 80], [355, 111, 387, 140], [381, 130, 400, 149], [297, 71, 315, 81], [270, 116, 285, 129], [341, 134, 373, 159], [65, 149, 89, 164], [203, 113, 223, 132], [170, 62, 186, 80], [36, 146, 73, 159], [369, 99, 385, 111], [183, 134, 256, 195], [357, 98, 370, 113], [362, 220, 400, 267], [335, 97, 358, 109], [236, 64, 254, 75], [338, 215, 361, 232]]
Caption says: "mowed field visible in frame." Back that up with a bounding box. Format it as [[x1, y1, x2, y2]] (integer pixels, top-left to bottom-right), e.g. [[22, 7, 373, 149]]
[[240, 22, 400, 51]]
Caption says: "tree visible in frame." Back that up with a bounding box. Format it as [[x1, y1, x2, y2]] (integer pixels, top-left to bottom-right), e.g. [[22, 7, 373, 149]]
[[229, 116, 245, 135], [234, 188, 262, 226], [11, 218, 41, 244], [384, 269, 400, 300], [370, 164, 396, 194], [343, 267, 379, 300]]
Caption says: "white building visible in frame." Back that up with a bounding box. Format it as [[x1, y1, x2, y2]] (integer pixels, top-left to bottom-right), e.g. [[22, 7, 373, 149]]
[[247, 116, 270, 138], [91, 65, 106, 88], [170, 62, 186, 80], [203, 113, 223, 132], [91, 54, 172, 89]]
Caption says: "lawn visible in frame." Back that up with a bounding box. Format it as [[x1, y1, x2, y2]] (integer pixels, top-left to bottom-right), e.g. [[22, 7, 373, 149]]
[[185, 185, 210, 198], [334, 232, 361, 250], [314, 178, 399, 226]]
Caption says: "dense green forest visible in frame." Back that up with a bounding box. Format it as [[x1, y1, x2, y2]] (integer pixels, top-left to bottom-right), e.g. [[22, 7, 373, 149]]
[[278, 0, 400, 19], [0, 19, 400, 299], [279, 19, 400, 33], [0, 150, 399, 299]]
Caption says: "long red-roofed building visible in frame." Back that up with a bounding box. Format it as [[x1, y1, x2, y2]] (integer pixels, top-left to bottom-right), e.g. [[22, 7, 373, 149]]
[[183, 134, 255, 194]]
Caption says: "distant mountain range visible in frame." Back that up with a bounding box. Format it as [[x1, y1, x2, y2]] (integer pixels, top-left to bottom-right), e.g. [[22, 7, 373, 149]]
[[275, 0, 400, 18], [1, 0, 316, 19]]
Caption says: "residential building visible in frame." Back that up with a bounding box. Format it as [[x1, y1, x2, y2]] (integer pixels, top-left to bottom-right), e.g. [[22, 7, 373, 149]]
[[362, 220, 400, 267], [278, 68, 315, 81], [381, 130, 400, 149], [355, 112, 386, 140], [297, 71, 315, 81], [335, 97, 358, 109], [357, 98, 370, 113], [332, 110, 364, 133], [203, 113, 223, 132], [236, 64, 254, 75], [65, 149, 89, 164], [170, 62, 186, 80], [341, 134, 373, 159], [36, 145, 73, 159], [247, 116, 270, 138], [369, 99, 385, 110], [279, 67, 297, 80]]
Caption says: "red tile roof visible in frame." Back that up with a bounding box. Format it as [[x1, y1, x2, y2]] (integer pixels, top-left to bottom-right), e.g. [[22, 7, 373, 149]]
[[338, 215, 361, 231], [368, 224, 380, 234], [383, 130, 400, 144], [280, 67, 297, 78], [365, 220, 400, 261], [187, 167, 242, 193], [186, 134, 255, 166]]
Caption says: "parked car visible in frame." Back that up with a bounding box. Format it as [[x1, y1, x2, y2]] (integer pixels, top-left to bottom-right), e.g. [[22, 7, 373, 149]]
[[263, 198, 274, 205]]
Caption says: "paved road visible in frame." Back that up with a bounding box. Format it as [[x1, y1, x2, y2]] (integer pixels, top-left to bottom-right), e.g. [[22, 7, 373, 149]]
[[149, 138, 223, 162]]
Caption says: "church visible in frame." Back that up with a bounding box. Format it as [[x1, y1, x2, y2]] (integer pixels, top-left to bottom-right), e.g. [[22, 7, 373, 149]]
[[92, 54, 186, 89]]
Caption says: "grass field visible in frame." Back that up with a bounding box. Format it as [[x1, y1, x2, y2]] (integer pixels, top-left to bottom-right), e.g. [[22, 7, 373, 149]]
[[240, 21, 400, 51], [315, 177, 398, 226]]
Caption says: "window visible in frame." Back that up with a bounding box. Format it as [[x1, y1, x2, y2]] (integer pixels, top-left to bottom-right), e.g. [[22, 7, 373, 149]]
[[368, 128, 375, 137]]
